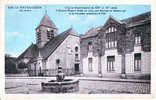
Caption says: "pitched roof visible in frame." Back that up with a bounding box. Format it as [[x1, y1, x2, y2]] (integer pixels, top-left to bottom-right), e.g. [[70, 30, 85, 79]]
[[81, 26, 102, 39], [37, 13, 57, 29], [18, 44, 39, 60], [104, 16, 123, 26], [41, 28, 77, 59], [82, 11, 151, 38], [18, 28, 78, 61], [120, 11, 151, 27]]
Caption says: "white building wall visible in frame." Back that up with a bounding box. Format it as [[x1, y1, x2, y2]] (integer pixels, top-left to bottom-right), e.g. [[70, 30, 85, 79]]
[[142, 52, 151, 74], [125, 54, 133, 73], [102, 49, 122, 75], [125, 46, 151, 74], [83, 52, 98, 75]]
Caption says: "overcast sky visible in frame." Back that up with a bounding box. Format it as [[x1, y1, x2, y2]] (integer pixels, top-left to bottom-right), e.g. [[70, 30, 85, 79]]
[[5, 4, 150, 57]]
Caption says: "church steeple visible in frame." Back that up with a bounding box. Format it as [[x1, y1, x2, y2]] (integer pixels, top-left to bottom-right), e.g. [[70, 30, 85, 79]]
[[37, 13, 57, 29], [36, 11, 58, 48]]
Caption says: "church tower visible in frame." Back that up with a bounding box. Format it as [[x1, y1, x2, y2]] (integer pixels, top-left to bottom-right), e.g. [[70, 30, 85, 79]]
[[36, 12, 58, 48]]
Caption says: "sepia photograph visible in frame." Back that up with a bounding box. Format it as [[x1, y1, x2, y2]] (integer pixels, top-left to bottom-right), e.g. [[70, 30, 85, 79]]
[[5, 4, 151, 94]]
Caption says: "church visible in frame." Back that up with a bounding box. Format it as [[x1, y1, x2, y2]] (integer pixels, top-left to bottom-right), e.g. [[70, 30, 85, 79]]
[[18, 11, 151, 79], [18, 13, 80, 76]]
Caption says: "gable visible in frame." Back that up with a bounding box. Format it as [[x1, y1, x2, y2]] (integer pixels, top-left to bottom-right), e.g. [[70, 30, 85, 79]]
[[41, 28, 78, 59], [103, 16, 123, 30]]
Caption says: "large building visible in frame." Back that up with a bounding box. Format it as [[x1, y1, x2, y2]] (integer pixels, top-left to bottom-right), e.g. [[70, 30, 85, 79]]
[[18, 13, 80, 76], [80, 12, 151, 78], [18, 11, 151, 79]]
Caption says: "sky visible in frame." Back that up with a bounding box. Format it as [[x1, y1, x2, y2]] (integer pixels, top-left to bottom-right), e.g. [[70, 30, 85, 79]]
[[5, 4, 150, 57]]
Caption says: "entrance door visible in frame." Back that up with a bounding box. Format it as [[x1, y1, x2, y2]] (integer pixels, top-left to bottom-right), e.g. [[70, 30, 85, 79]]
[[74, 64, 79, 74]]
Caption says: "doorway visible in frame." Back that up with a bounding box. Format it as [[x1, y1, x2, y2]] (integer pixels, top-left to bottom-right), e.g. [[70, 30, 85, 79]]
[[74, 64, 79, 74]]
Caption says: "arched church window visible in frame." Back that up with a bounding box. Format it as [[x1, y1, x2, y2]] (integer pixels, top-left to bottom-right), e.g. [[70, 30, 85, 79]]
[[56, 59, 60, 66], [75, 46, 78, 52]]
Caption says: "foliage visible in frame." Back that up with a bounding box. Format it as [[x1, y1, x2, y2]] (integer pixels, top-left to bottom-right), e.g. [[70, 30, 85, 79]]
[[18, 62, 28, 69], [5, 54, 18, 73]]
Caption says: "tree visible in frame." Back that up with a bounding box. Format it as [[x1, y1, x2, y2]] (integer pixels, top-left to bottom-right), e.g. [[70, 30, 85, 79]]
[[18, 62, 28, 69], [5, 54, 18, 73]]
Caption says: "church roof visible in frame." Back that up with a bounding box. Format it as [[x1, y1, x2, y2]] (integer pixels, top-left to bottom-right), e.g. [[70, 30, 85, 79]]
[[41, 28, 78, 59], [18, 28, 78, 60], [37, 13, 57, 29], [18, 44, 39, 60]]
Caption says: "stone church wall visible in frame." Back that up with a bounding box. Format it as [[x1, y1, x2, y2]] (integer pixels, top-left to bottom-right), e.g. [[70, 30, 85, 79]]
[[46, 34, 80, 76]]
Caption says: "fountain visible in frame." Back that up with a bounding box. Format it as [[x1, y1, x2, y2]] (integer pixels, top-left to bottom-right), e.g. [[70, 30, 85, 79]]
[[41, 66, 79, 93]]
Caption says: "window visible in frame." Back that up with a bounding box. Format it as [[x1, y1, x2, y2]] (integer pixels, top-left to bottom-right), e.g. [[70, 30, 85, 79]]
[[47, 29, 54, 40], [75, 54, 79, 61], [47, 31, 51, 40], [51, 30, 54, 33], [37, 31, 41, 43], [105, 27, 117, 49], [111, 27, 114, 32], [88, 58, 93, 72], [88, 42, 93, 51], [134, 53, 141, 71], [75, 47, 78, 52], [51, 33, 54, 38], [114, 28, 117, 31], [56, 59, 60, 66], [109, 27, 111, 33], [107, 56, 115, 72], [135, 33, 141, 45]]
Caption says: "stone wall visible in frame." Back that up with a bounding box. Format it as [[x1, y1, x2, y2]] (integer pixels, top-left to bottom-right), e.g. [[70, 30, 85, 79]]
[[46, 34, 80, 76]]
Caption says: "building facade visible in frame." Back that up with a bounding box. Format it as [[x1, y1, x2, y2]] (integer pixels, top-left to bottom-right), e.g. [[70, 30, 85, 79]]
[[81, 12, 151, 78], [18, 13, 80, 76], [18, 11, 151, 79]]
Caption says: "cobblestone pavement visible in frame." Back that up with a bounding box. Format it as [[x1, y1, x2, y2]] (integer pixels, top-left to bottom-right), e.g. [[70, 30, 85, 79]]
[[5, 78, 150, 94]]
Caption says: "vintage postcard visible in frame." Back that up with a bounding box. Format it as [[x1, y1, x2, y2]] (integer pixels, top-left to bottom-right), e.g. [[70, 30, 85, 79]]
[[1, 0, 156, 100]]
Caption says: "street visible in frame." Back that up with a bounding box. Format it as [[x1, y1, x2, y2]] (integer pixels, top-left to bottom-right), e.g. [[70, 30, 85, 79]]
[[5, 77, 150, 94]]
